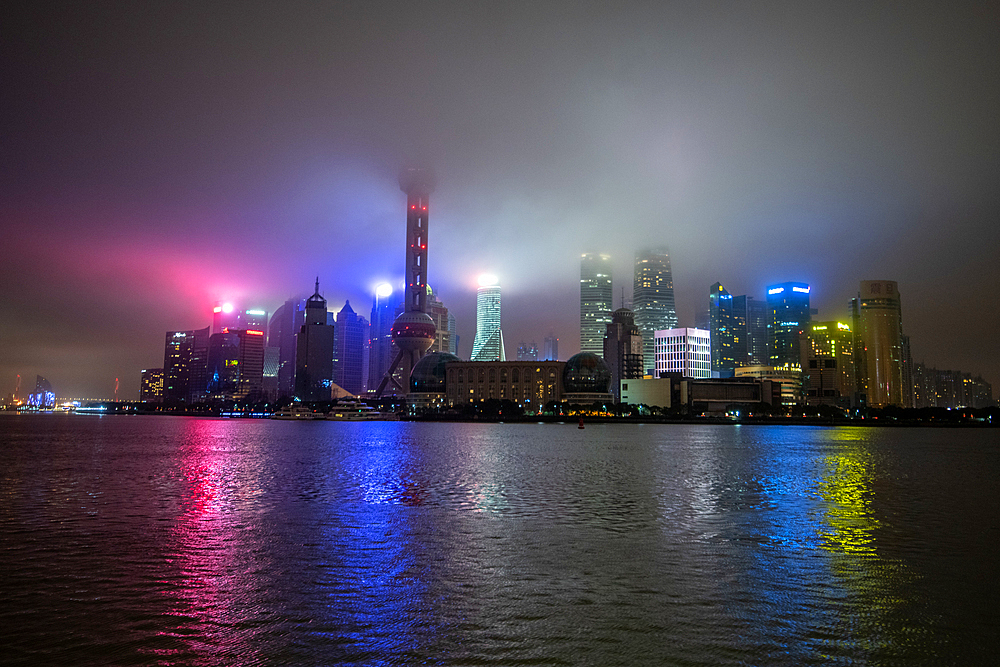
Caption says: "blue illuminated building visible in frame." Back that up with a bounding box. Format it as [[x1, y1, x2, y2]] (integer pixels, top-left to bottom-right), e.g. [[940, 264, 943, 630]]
[[709, 282, 735, 377], [766, 282, 811, 369]]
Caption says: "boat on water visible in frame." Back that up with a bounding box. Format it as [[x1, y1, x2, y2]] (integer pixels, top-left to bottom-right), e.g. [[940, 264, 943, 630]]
[[326, 401, 398, 421], [271, 405, 322, 420]]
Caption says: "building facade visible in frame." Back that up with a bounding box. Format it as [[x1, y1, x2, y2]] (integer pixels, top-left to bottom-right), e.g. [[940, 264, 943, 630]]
[[426, 287, 455, 356], [766, 282, 811, 370], [140, 368, 163, 402], [654, 328, 711, 378], [542, 334, 559, 361], [632, 248, 677, 373], [471, 277, 505, 361], [294, 281, 335, 401], [581, 253, 613, 355], [855, 280, 906, 408], [162, 326, 210, 405], [709, 282, 735, 376], [334, 300, 369, 396], [799, 321, 855, 408], [445, 361, 565, 413], [603, 307, 644, 400]]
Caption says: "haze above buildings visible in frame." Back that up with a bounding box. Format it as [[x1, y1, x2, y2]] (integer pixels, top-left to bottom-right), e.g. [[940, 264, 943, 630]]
[[2, 2, 999, 397]]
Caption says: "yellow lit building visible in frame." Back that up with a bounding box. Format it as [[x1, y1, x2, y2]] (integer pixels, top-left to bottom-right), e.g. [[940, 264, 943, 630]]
[[799, 321, 855, 408]]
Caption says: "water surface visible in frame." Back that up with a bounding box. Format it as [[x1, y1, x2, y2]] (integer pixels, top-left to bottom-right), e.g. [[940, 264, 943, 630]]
[[1, 415, 997, 665]]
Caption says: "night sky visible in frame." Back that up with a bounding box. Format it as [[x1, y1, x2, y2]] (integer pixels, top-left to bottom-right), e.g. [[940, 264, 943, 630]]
[[3, 1, 998, 399]]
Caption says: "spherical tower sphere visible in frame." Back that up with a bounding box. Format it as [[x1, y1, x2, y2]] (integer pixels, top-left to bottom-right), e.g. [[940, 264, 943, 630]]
[[562, 352, 612, 393], [391, 311, 436, 352], [410, 352, 461, 393], [398, 167, 436, 195]]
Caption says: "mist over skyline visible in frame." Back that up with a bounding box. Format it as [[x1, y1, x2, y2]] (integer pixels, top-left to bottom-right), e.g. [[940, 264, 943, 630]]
[[3, 1, 998, 398]]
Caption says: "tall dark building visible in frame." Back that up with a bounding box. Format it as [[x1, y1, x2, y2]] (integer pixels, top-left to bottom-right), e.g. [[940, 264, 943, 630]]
[[709, 282, 735, 377], [163, 326, 209, 405], [633, 247, 677, 374], [295, 280, 335, 401], [580, 253, 613, 355], [334, 300, 369, 396], [269, 298, 305, 398], [766, 282, 811, 370], [732, 295, 768, 366], [603, 307, 644, 400], [375, 168, 437, 397]]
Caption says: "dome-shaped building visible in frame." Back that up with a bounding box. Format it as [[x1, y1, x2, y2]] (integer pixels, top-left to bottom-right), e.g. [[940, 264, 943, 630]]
[[562, 352, 614, 405], [410, 351, 461, 394], [407, 351, 460, 412]]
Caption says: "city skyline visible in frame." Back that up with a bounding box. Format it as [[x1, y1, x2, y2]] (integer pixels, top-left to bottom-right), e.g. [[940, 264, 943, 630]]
[[3, 2, 999, 398]]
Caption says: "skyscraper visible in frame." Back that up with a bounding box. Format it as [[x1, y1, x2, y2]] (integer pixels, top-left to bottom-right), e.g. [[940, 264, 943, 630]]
[[542, 334, 559, 361], [294, 279, 335, 402], [334, 300, 369, 396], [709, 282, 735, 377], [471, 275, 505, 361], [732, 295, 768, 366], [581, 253, 613, 356], [367, 283, 399, 393], [268, 297, 305, 398], [206, 328, 265, 402], [375, 168, 437, 397], [140, 368, 163, 402], [856, 280, 906, 408], [162, 326, 209, 405], [632, 248, 677, 373], [800, 321, 855, 408], [426, 287, 454, 356], [516, 341, 539, 361], [603, 308, 644, 400], [766, 282, 811, 369]]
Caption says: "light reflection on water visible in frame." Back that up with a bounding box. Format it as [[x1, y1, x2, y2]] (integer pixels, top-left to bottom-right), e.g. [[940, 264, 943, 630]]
[[0, 416, 997, 665]]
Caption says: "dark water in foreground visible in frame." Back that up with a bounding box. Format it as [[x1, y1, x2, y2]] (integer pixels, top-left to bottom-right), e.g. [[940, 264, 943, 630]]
[[1, 416, 997, 666]]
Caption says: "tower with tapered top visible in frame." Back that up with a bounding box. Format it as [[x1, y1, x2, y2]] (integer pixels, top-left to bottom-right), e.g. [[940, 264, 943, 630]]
[[375, 168, 437, 397]]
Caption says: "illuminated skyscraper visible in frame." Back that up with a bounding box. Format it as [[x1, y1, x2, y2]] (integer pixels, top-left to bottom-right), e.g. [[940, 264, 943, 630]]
[[709, 282, 735, 377], [856, 280, 906, 408], [471, 275, 505, 362], [581, 253, 613, 356], [368, 284, 397, 392], [163, 326, 210, 405], [375, 168, 437, 397], [632, 248, 677, 373], [294, 279, 335, 401], [766, 282, 811, 370]]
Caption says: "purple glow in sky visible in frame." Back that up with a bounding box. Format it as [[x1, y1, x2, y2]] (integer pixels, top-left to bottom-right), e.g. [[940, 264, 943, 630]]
[[2, 1, 998, 398]]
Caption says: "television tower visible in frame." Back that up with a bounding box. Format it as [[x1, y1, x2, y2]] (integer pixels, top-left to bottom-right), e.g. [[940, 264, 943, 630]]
[[375, 167, 437, 397]]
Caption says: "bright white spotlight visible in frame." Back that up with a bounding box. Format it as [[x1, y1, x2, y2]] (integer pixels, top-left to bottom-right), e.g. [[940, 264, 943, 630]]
[[478, 274, 498, 287], [376, 283, 393, 298], [222, 302, 234, 313]]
